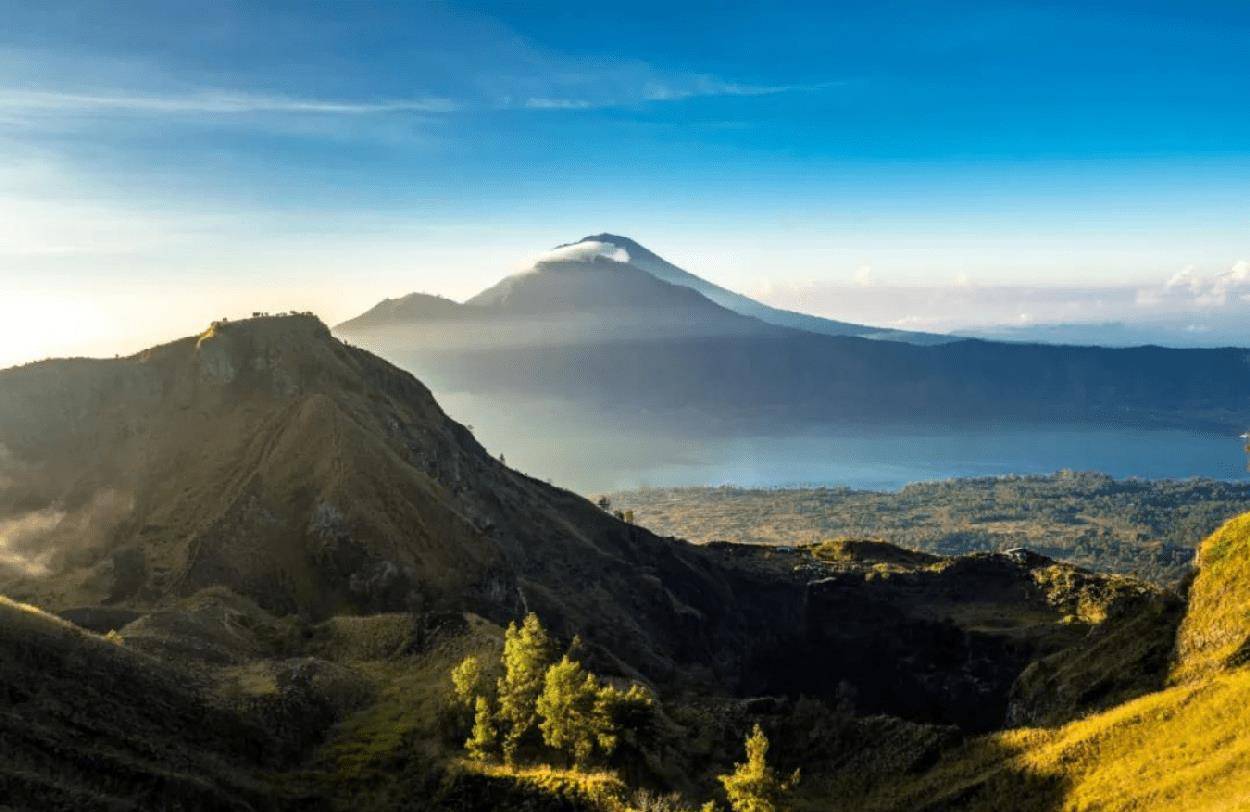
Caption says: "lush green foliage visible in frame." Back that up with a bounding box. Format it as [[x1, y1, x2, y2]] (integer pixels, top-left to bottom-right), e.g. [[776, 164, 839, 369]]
[[465, 696, 497, 762], [536, 655, 613, 768], [717, 725, 799, 812], [451, 655, 482, 710], [450, 612, 653, 776], [496, 613, 554, 763]]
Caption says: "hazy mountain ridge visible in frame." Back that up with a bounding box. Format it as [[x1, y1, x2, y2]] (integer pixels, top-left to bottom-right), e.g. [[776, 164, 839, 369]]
[[338, 237, 1250, 433]]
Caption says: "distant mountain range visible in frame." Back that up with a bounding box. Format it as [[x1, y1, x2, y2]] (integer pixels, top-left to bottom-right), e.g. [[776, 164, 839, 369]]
[[956, 320, 1250, 349], [338, 236, 1250, 432]]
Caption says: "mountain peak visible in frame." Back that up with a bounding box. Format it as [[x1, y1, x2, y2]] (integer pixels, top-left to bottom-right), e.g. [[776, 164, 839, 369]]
[[576, 233, 649, 253], [536, 239, 633, 267]]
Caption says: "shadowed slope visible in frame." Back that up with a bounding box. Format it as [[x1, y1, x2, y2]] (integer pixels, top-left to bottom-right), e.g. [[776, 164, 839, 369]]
[[0, 596, 278, 810], [0, 315, 735, 680], [837, 511, 1250, 812]]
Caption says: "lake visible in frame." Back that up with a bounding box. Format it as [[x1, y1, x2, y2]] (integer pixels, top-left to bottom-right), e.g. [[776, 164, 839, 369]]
[[435, 393, 1250, 495]]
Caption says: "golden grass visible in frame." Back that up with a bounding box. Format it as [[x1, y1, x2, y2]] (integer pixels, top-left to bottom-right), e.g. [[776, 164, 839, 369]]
[[463, 761, 628, 808], [846, 668, 1250, 811], [1173, 512, 1250, 683], [837, 510, 1250, 811]]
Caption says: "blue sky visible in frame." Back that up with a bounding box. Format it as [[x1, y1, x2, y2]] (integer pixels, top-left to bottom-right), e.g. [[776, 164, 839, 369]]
[[2, 1, 1249, 364]]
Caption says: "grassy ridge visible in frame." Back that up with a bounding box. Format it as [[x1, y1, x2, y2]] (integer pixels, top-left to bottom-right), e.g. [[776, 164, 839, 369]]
[[1174, 512, 1250, 682], [834, 511, 1250, 812], [839, 651, 1250, 811]]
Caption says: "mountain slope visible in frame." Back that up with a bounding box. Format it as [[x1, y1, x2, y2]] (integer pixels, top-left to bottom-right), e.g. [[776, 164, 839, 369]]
[[0, 314, 743, 679], [0, 595, 277, 810], [336, 292, 465, 330], [837, 511, 1250, 812], [343, 314, 1250, 433], [338, 234, 942, 345], [572, 233, 953, 344], [338, 252, 780, 345]]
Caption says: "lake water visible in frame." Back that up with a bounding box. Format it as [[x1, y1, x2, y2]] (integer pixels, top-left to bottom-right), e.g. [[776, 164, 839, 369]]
[[435, 393, 1250, 494]]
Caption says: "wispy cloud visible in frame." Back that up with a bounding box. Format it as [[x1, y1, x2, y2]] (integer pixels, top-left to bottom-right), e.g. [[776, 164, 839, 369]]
[[518, 75, 838, 111], [638, 75, 809, 102], [0, 89, 460, 117], [523, 97, 595, 110], [0, 74, 821, 122]]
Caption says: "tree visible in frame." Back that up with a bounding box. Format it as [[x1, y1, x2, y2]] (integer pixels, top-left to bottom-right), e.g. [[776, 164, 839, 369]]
[[450, 655, 482, 711], [536, 655, 610, 769], [593, 682, 654, 756], [596, 495, 613, 512], [465, 696, 497, 762], [496, 613, 553, 764], [717, 724, 799, 812]]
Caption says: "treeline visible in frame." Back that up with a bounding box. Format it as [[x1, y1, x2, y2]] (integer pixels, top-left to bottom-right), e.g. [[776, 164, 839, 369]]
[[448, 613, 797, 811]]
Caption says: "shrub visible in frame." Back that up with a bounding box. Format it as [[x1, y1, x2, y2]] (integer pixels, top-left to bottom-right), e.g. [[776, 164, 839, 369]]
[[466, 696, 498, 762], [717, 724, 799, 812]]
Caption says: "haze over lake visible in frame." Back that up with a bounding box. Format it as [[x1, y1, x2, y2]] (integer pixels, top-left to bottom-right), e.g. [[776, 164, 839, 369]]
[[437, 393, 1250, 494]]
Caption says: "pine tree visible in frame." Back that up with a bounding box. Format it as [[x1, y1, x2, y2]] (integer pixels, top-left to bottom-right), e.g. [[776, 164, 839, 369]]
[[465, 695, 497, 762], [450, 654, 482, 710], [718, 724, 799, 812], [536, 655, 606, 769], [496, 612, 553, 764], [593, 682, 653, 757]]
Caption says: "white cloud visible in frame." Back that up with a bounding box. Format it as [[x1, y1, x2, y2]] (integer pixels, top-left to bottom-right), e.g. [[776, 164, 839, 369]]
[[1165, 265, 1200, 291], [1143, 260, 1250, 309], [853, 265, 875, 287], [535, 240, 630, 265]]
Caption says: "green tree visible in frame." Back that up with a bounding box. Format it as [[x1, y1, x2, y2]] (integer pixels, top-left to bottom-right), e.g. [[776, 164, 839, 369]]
[[496, 612, 553, 764], [593, 682, 654, 756], [450, 654, 482, 710], [465, 695, 497, 762], [717, 724, 799, 812], [536, 655, 610, 769]]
